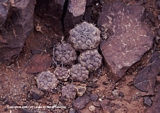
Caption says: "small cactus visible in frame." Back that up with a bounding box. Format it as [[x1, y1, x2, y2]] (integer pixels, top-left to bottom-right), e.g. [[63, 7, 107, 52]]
[[62, 84, 76, 99], [53, 42, 77, 65], [78, 49, 102, 71], [54, 66, 70, 81], [69, 21, 101, 51], [70, 64, 89, 82], [36, 71, 59, 90]]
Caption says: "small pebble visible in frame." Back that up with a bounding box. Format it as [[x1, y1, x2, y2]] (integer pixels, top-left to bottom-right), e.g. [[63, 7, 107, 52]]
[[89, 105, 96, 112], [143, 96, 152, 106]]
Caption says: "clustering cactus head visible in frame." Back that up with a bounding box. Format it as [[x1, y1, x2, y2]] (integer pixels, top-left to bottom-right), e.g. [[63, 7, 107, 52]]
[[78, 49, 102, 71], [70, 64, 89, 82], [54, 66, 70, 81], [62, 84, 76, 99], [36, 71, 59, 90], [53, 42, 77, 65], [69, 21, 101, 51]]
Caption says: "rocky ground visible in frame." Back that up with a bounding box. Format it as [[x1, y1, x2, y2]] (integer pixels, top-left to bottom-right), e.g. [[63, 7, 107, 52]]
[[0, 0, 160, 113]]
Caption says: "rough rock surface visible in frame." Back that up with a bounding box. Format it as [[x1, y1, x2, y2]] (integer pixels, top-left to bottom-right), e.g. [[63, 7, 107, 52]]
[[73, 95, 90, 109], [146, 85, 160, 113], [134, 51, 160, 93], [0, 0, 10, 29], [0, 0, 34, 63], [68, 0, 86, 17], [98, 2, 154, 81], [25, 54, 52, 74]]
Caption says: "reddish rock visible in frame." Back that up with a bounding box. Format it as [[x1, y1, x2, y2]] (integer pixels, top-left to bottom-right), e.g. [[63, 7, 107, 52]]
[[146, 85, 160, 113], [134, 52, 160, 93], [0, 0, 34, 63], [98, 2, 154, 82], [73, 95, 90, 110], [25, 54, 52, 73]]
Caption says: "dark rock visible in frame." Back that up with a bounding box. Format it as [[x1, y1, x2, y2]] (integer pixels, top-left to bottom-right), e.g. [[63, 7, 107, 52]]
[[25, 54, 52, 74], [35, 0, 63, 35], [0, 0, 10, 29], [87, 83, 99, 88], [73, 95, 90, 110], [146, 85, 160, 113], [92, 102, 100, 107], [100, 99, 113, 113], [157, 29, 160, 36], [68, 0, 86, 17], [157, 0, 160, 9], [28, 87, 44, 100], [119, 92, 124, 97], [0, 0, 34, 63], [143, 96, 152, 107], [134, 52, 160, 93], [98, 2, 154, 82], [90, 94, 98, 101]]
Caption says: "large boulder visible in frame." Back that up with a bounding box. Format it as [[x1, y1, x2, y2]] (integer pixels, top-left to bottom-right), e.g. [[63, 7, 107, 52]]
[[98, 2, 154, 82], [0, 0, 35, 63]]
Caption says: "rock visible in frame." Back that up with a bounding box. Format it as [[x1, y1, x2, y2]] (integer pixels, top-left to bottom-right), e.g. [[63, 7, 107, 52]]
[[134, 52, 160, 93], [25, 54, 52, 74], [143, 96, 152, 107], [88, 105, 95, 112], [68, 0, 86, 17], [98, 2, 153, 82], [76, 85, 87, 96], [0, 0, 10, 29], [73, 95, 90, 109], [118, 92, 124, 97], [90, 94, 98, 101], [100, 99, 113, 113], [146, 85, 160, 113], [28, 87, 44, 100], [0, 0, 34, 63], [69, 108, 76, 113]]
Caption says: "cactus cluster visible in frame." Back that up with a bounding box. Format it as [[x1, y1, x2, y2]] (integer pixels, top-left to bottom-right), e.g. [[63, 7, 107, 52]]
[[79, 49, 102, 71], [53, 42, 77, 65], [36, 71, 59, 90], [69, 22, 101, 51], [70, 64, 89, 82], [54, 66, 69, 81]]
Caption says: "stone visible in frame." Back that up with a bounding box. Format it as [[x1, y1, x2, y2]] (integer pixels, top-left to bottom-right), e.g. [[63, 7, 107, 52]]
[[100, 99, 113, 113], [98, 2, 154, 82], [68, 0, 86, 17], [90, 94, 98, 101], [28, 87, 44, 100], [134, 52, 160, 93], [25, 54, 52, 74], [143, 96, 152, 107], [0, 0, 10, 29], [0, 0, 34, 63], [146, 85, 160, 113], [73, 95, 90, 109], [76, 85, 87, 96]]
